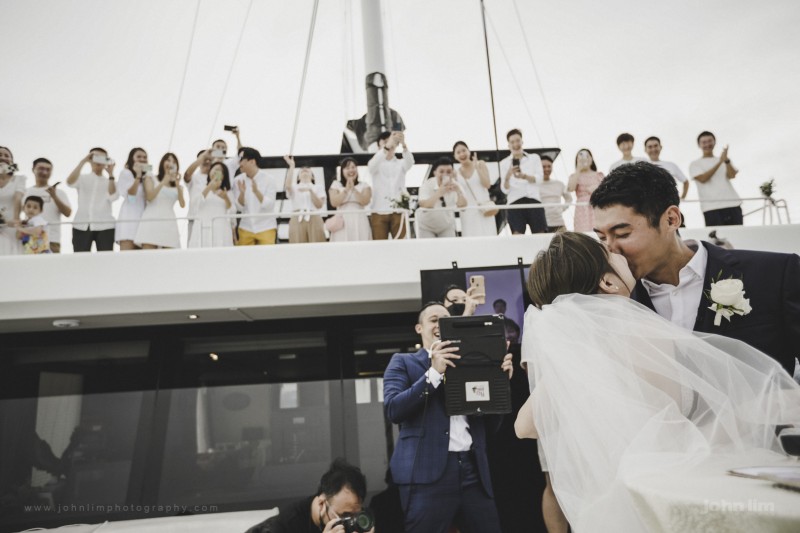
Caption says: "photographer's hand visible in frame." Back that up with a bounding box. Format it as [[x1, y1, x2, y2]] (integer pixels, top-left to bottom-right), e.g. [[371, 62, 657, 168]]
[[430, 340, 460, 374]]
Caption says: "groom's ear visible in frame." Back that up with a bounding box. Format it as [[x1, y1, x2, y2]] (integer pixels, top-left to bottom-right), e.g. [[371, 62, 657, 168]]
[[663, 205, 682, 231]]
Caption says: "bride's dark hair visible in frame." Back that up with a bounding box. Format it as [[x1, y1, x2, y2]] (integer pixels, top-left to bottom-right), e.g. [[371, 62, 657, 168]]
[[527, 232, 616, 307]]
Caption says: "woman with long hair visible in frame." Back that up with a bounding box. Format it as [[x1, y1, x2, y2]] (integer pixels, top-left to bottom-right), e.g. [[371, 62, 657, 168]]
[[134, 153, 185, 249], [567, 149, 604, 231], [187, 162, 235, 248], [453, 141, 496, 237], [115, 147, 148, 250], [327, 157, 372, 242]]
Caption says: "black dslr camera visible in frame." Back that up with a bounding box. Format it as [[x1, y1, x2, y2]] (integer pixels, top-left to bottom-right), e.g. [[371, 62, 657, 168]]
[[335, 510, 374, 533]]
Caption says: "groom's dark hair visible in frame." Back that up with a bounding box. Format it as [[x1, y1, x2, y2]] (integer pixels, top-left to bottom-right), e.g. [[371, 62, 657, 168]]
[[589, 161, 679, 228]]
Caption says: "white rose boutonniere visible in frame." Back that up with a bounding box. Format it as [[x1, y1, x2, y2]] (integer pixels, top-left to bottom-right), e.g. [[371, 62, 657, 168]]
[[706, 276, 752, 326]]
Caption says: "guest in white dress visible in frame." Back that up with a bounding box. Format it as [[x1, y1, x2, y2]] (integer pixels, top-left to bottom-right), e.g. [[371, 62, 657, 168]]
[[0, 146, 25, 255], [283, 156, 326, 243], [416, 157, 467, 239], [188, 162, 236, 248], [115, 147, 149, 250], [135, 153, 185, 249], [328, 157, 372, 242], [452, 141, 496, 237]]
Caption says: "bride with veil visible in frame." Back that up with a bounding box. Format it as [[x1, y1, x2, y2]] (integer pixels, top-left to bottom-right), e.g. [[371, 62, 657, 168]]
[[515, 232, 800, 532]]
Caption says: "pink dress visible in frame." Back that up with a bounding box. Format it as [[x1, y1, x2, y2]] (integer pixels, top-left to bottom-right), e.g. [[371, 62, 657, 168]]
[[572, 171, 604, 231]]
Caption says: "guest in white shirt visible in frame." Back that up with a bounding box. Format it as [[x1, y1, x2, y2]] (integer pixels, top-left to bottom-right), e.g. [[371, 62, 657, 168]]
[[608, 132, 647, 173], [234, 147, 278, 245], [499, 128, 547, 234], [66, 147, 119, 252], [211, 126, 243, 179], [537, 155, 571, 233], [368, 130, 414, 240], [283, 156, 326, 244], [25, 157, 72, 253], [184, 149, 213, 242], [115, 148, 149, 251], [644, 136, 689, 200], [689, 131, 742, 227]]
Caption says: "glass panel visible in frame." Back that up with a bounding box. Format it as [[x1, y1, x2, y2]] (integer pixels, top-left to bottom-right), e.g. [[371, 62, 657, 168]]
[[0, 342, 150, 529], [158, 380, 335, 507]]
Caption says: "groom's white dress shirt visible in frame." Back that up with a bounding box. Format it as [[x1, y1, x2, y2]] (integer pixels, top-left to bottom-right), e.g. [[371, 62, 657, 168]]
[[641, 242, 708, 330]]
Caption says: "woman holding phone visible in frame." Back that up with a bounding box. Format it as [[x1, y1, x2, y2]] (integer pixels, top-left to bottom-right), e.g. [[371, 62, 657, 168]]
[[453, 141, 496, 237], [116, 147, 148, 250], [135, 153, 185, 249], [188, 162, 235, 248], [416, 157, 466, 238], [0, 146, 25, 255]]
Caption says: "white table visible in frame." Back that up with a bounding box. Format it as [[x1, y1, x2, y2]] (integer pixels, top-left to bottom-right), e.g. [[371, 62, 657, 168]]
[[15, 508, 277, 533], [626, 454, 800, 532]]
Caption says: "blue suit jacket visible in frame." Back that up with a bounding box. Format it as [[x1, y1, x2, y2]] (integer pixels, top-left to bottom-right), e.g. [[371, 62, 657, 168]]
[[383, 349, 495, 497], [633, 241, 800, 375]]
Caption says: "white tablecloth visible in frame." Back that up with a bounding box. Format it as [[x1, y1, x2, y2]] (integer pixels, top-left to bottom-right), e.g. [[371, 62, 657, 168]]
[[16, 508, 277, 533], [626, 453, 800, 532]]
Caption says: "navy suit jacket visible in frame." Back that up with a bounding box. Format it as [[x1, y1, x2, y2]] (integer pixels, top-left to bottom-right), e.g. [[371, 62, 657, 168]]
[[633, 241, 800, 376], [383, 349, 495, 497]]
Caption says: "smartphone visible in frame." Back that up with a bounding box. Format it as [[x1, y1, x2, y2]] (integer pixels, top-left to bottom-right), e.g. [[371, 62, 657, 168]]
[[224, 125, 237, 132], [469, 275, 486, 305], [52, 181, 61, 188], [511, 158, 520, 168], [141, 164, 153, 174], [211, 149, 225, 159], [92, 154, 109, 165]]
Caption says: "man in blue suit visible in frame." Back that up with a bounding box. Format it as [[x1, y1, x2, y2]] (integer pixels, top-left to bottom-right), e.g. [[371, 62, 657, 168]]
[[383, 302, 513, 533], [591, 162, 800, 378]]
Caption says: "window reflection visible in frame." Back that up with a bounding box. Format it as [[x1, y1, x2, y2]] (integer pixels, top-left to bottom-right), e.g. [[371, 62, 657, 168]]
[[160, 381, 334, 506]]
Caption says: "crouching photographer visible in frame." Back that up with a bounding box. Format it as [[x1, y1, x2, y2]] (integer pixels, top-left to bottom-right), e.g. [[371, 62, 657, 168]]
[[245, 458, 375, 533]]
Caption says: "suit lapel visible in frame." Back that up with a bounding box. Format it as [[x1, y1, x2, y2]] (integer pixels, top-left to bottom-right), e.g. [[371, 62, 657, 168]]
[[695, 241, 743, 332]]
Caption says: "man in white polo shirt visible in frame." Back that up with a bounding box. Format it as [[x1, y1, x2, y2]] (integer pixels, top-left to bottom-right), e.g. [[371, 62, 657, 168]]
[[25, 157, 71, 253], [499, 128, 546, 234], [608, 132, 648, 173], [644, 136, 689, 200], [66, 147, 118, 252], [368, 130, 414, 239], [689, 131, 742, 226], [234, 147, 278, 245]]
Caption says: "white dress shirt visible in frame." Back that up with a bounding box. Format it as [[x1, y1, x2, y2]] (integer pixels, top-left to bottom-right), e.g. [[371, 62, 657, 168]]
[[424, 348, 472, 452], [641, 242, 707, 330], [368, 149, 415, 214], [499, 152, 543, 203], [234, 170, 278, 233], [68, 173, 119, 231]]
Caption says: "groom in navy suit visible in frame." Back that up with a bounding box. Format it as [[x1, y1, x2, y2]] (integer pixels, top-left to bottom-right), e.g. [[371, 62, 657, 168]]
[[591, 162, 800, 377], [383, 302, 513, 533]]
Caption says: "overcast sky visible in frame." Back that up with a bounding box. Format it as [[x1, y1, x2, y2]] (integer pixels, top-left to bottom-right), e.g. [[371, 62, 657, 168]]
[[5, 0, 799, 251]]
